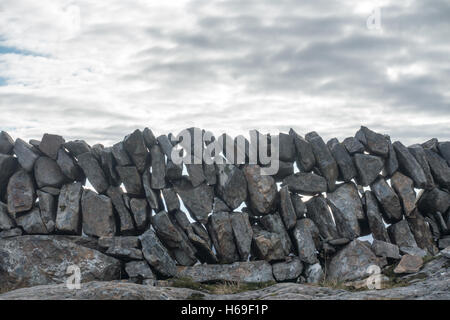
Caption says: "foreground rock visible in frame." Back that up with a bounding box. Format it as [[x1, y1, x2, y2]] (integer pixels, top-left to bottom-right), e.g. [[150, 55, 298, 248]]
[[243, 165, 277, 215], [394, 255, 423, 274], [0, 236, 120, 293]]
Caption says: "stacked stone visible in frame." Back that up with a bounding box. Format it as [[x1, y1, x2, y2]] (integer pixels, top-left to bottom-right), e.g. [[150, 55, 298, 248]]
[[0, 126, 449, 288]]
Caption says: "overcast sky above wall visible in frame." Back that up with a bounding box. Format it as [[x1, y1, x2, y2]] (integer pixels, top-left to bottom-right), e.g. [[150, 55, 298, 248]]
[[0, 0, 449, 146]]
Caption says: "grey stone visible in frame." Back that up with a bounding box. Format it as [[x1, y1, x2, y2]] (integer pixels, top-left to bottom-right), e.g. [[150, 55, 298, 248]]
[[212, 197, 231, 213], [15, 208, 48, 234], [56, 182, 83, 234], [278, 133, 296, 162], [7, 170, 35, 217], [150, 144, 166, 189], [252, 227, 286, 261], [187, 226, 218, 264], [393, 141, 428, 188], [424, 149, 450, 189], [305, 131, 339, 191], [123, 129, 148, 173], [112, 142, 132, 166], [14, 138, 39, 172], [371, 240, 400, 259], [90, 144, 104, 161], [388, 220, 418, 248], [441, 246, 450, 259], [438, 141, 450, 165], [0, 131, 14, 155], [161, 188, 179, 213], [230, 211, 253, 261], [260, 213, 293, 255], [408, 144, 435, 188], [57, 149, 83, 181], [105, 246, 143, 261], [354, 153, 384, 186], [422, 138, 439, 152], [173, 179, 213, 224], [36, 190, 56, 233], [439, 238, 450, 249], [364, 191, 390, 243], [289, 129, 315, 172], [272, 160, 294, 181], [384, 136, 399, 177], [343, 136, 365, 155], [291, 194, 307, 219], [433, 211, 448, 233], [130, 198, 150, 231], [77, 152, 109, 194], [292, 218, 319, 264], [64, 140, 91, 157], [125, 261, 155, 280], [216, 164, 247, 210], [142, 170, 163, 211], [394, 254, 423, 274], [371, 177, 403, 223], [39, 134, 65, 160], [116, 166, 143, 195], [40, 186, 60, 196], [99, 147, 119, 186], [106, 186, 136, 235], [417, 187, 450, 214], [0, 155, 18, 198], [139, 229, 177, 277], [0, 227, 22, 238], [399, 246, 428, 258], [143, 127, 157, 148], [0, 202, 15, 230], [81, 190, 116, 238], [282, 172, 327, 195], [244, 165, 277, 215], [166, 160, 183, 181], [391, 172, 416, 217], [98, 236, 140, 250], [355, 126, 389, 157], [185, 163, 206, 187], [327, 138, 357, 182], [327, 240, 380, 282], [207, 211, 239, 264], [203, 162, 217, 185], [156, 135, 174, 161], [304, 263, 324, 284], [407, 209, 439, 256], [34, 157, 66, 189], [279, 186, 297, 230], [305, 196, 338, 240], [272, 257, 303, 282]]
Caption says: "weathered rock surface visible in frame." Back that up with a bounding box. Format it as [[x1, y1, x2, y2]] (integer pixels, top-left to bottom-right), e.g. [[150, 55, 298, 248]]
[[35, 190, 58, 232], [38, 134, 65, 160], [173, 179, 213, 224], [391, 172, 416, 217], [207, 211, 239, 264], [327, 138, 356, 182], [371, 177, 402, 223], [354, 153, 384, 186], [393, 141, 427, 188], [408, 144, 435, 188], [0, 202, 15, 230], [291, 218, 319, 264], [260, 213, 293, 255], [425, 149, 450, 189], [306, 196, 338, 240], [418, 187, 450, 214], [394, 254, 423, 274], [7, 170, 35, 217], [216, 164, 247, 210], [356, 126, 389, 157], [371, 240, 400, 259], [130, 198, 150, 231], [388, 220, 418, 248], [106, 186, 136, 235], [278, 186, 297, 230], [282, 172, 327, 195], [252, 227, 286, 261], [384, 136, 398, 177], [81, 190, 116, 238], [77, 152, 109, 194], [230, 211, 253, 261], [244, 165, 277, 215], [15, 208, 47, 234], [139, 229, 177, 277], [343, 136, 365, 155], [407, 209, 439, 255], [0, 131, 14, 155], [57, 149, 83, 182], [150, 144, 166, 189], [64, 140, 91, 157], [13, 138, 39, 172], [289, 129, 315, 172], [34, 157, 66, 189], [116, 166, 143, 195], [55, 182, 83, 234], [123, 129, 148, 173], [0, 154, 18, 198], [125, 261, 155, 280], [272, 257, 303, 282]]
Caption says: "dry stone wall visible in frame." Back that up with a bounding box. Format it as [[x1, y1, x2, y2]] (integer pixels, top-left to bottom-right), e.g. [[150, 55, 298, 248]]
[[0, 127, 449, 291]]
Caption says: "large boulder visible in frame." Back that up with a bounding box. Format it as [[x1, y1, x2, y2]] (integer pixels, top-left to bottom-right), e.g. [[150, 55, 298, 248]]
[[55, 182, 83, 234], [252, 227, 286, 261], [371, 240, 400, 259], [393, 141, 427, 188], [129, 198, 150, 231], [173, 179, 213, 224], [0, 131, 14, 155], [424, 149, 450, 189], [291, 218, 319, 264], [391, 172, 416, 217], [355, 126, 389, 157], [112, 141, 132, 166], [408, 144, 435, 188], [64, 140, 91, 157], [417, 188, 450, 215], [15, 208, 48, 234], [371, 177, 403, 223], [139, 229, 177, 277], [364, 191, 390, 243], [282, 172, 327, 195], [185, 163, 206, 187], [407, 209, 439, 256], [207, 211, 239, 264], [0, 235, 121, 293], [77, 152, 109, 194], [7, 170, 35, 217], [342, 136, 365, 155], [216, 164, 247, 210], [243, 165, 277, 215], [57, 149, 83, 182], [387, 220, 418, 248], [260, 213, 293, 255], [123, 129, 148, 173], [38, 134, 65, 160], [272, 257, 303, 282], [354, 153, 384, 186], [81, 190, 116, 238], [305, 196, 338, 240], [230, 211, 253, 261], [34, 157, 66, 189], [327, 138, 357, 182], [13, 138, 39, 172]]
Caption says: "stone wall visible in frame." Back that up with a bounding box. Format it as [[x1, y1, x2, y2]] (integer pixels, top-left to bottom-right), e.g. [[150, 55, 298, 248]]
[[0, 127, 449, 290]]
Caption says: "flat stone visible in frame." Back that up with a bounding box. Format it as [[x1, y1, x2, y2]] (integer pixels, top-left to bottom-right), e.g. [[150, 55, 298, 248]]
[[272, 160, 294, 182], [143, 127, 157, 148], [213, 197, 231, 213], [364, 191, 390, 243], [0, 155, 18, 198], [123, 129, 148, 173], [243, 165, 277, 215], [187, 228, 218, 264], [13, 138, 39, 172], [57, 149, 83, 181], [116, 166, 143, 195], [343, 136, 365, 155], [125, 261, 155, 280], [252, 227, 286, 261], [64, 140, 91, 157], [356, 126, 389, 157], [161, 188, 179, 212], [371, 177, 403, 223], [7, 170, 35, 217], [216, 164, 247, 210], [105, 246, 143, 261], [279, 186, 297, 230], [327, 240, 380, 282], [354, 153, 384, 186], [440, 246, 450, 258], [173, 178, 213, 224], [304, 263, 324, 284], [0, 131, 14, 154], [289, 129, 315, 172], [98, 236, 140, 250], [438, 238, 450, 250], [130, 198, 150, 231], [15, 208, 47, 234], [399, 246, 428, 258], [371, 240, 400, 259], [388, 220, 418, 248], [292, 218, 319, 264], [438, 141, 450, 165], [422, 138, 439, 152], [417, 187, 450, 214], [77, 152, 109, 194], [305, 196, 338, 240], [424, 149, 450, 189], [203, 162, 217, 185], [230, 211, 253, 261], [142, 170, 163, 211], [150, 144, 166, 189], [106, 186, 136, 235], [384, 136, 399, 177], [408, 144, 435, 188], [305, 131, 339, 191], [282, 172, 327, 195], [393, 141, 427, 188], [327, 138, 357, 182], [165, 160, 183, 181], [40, 186, 60, 196], [81, 190, 116, 238], [326, 183, 363, 240], [36, 190, 56, 233], [55, 182, 83, 234], [99, 147, 119, 186], [139, 229, 177, 277], [394, 254, 423, 274], [391, 172, 416, 217], [272, 257, 303, 282], [407, 209, 439, 256], [112, 142, 132, 166], [278, 133, 296, 162], [39, 134, 65, 160], [0, 202, 15, 230], [34, 156, 66, 189], [207, 211, 239, 264], [291, 194, 307, 219], [260, 213, 293, 255]]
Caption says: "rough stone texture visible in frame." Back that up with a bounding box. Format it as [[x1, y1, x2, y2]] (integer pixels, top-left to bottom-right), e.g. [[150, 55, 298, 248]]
[[244, 165, 277, 215], [291, 194, 307, 219], [173, 179, 213, 224], [142, 170, 163, 211], [384, 136, 399, 177], [282, 172, 327, 195], [289, 129, 315, 172], [36, 190, 56, 233], [400, 246, 428, 258], [143, 127, 157, 149], [364, 191, 390, 243], [150, 144, 166, 189], [55, 182, 83, 234], [57, 149, 83, 181], [388, 220, 418, 248], [186, 163, 206, 187], [38, 134, 65, 160], [394, 255, 423, 274], [230, 211, 253, 261], [161, 187, 179, 212], [305, 196, 338, 240], [77, 152, 109, 194], [139, 229, 177, 277], [106, 186, 136, 235], [0, 202, 15, 230], [125, 261, 155, 280], [207, 211, 239, 264], [391, 172, 416, 217], [417, 187, 450, 215], [130, 198, 150, 231], [0, 154, 18, 198], [260, 213, 293, 255], [371, 177, 403, 223], [64, 140, 91, 157], [7, 170, 35, 217], [13, 138, 39, 172], [424, 149, 450, 189], [212, 196, 231, 213], [327, 240, 380, 282], [278, 133, 296, 162], [81, 190, 116, 238], [15, 208, 47, 234], [356, 126, 389, 157], [34, 157, 66, 189], [305, 131, 339, 191], [216, 164, 247, 210], [252, 227, 286, 261], [304, 263, 324, 284], [112, 142, 132, 166], [371, 240, 400, 259], [438, 141, 450, 165], [123, 129, 148, 173], [343, 136, 365, 155], [327, 138, 356, 182], [291, 218, 319, 264], [99, 147, 119, 186], [354, 153, 384, 186], [407, 209, 439, 255], [157, 135, 174, 161], [408, 144, 435, 188], [0, 236, 120, 292], [0, 227, 22, 239], [278, 186, 297, 230], [116, 166, 143, 195], [326, 183, 363, 240], [0, 131, 14, 155], [272, 160, 294, 181], [393, 141, 428, 188], [272, 257, 303, 282]]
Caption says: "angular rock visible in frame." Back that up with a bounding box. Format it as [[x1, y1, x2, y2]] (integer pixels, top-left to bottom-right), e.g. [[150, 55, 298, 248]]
[[139, 229, 177, 277], [408, 144, 435, 188], [417, 187, 450, 214], [112, 141, 132, 166], [216, 164, 247, 210], [123, 130, 148, 173], [187, 227, 218, 264], [327, 138, 357, 182], [371, 177, 403, 223], [260, 213, 293, 255], [305, 196, 338, 240], [81, 190, 116, 238], [354, 153, 384, 186], [130, 198, 150, 231], [177, 260, 274, 283], [439, 237, 450, 249], [213, 197, 231, 213], [355, 126, 389, 157], [289, 129, 315, 172], [0, 202, 15, 230], [279, 186, 297, 230], [304, 263, 324, 284], [364, 191, 390, 243], [173, 179, 213, 224], [203, 162, 217, 185], [7, 170, 35, 217], [40, 186, 61, 196], [150, 144, 166, 189], [278, 133, 296, 162], [34, 156, 66, 189], [292, 218, 319, 264], [371, 240, 400, 259], [272, 160, 294, 181], [55, 182, 83, 234], [142, 170, 163, 211], [438, 141, 450, 165], [291, 194, 307, 219], [90, 144, 104, 162], [393, 141, 427, 188], [0, 131, 14, 154], [185, 163, 206, 187], [391, 172, 416, 217], [441, 246, 450, 259], [0, 235, 121, 292], [230, 211, 253, 261], [64, 140, 91, 157], [125, 261, 155, 280], [384, 136, 399, 177], [326, 183, 363, 240], [165, 160, 183, 181], [156, 135, 174, 161], [36, 190, 56, 233], [243, 165, 277, 215], [406, 209, 438, 255], [0, 154, 18, 198], [343, 136, 365, 155], [106, 186, 136, 235], [252, 227, 286, 261], [327, 240, 380, 281], [15, 207, 47, 234], [207, 211, 239, 264], [0, 227, 22, 239], [116, 166, 143, 195], [105, 246, 143, 261], [422, 138, 439, 152], [143, 127, 157, 148], [161, 187, 179, 212], [77, 152, 109, 194], [387, 220, 418, 248], [39, 134, 65, 160], [424, 149, 450, 189], [272, 257, 303, 282], [282, 172, 327, 195], [394, 255, 423, 274], [399, 246, 428, 258], [57, 149, 83, 181], [13, 138, 39, 172], [99, 147, 119, 186], [305, 131, 339, 191], [98, 236, 140, 250]]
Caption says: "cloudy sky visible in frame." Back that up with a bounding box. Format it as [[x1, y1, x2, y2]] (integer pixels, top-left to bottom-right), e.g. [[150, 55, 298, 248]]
[[0, 0, 449, 147]]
